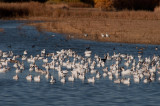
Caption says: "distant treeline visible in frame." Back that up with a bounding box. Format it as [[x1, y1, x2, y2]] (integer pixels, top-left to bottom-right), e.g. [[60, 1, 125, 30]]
[[113, 0, 160, 11], [56, 0, 160, 11], [0, 0, 159, 11]]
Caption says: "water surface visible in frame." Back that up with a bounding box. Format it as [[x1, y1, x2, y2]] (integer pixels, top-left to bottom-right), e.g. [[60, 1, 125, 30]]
[[0, 20, 160, 106]]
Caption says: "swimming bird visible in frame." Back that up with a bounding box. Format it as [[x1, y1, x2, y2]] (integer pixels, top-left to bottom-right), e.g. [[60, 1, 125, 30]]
[[155, 47, 158, 51], [134, 76, 140, 83], [96, 72, 101, 79], [143, 78, 150, 84], [0, 67, 7, 73], [50, 76, 56, 84], [114, 79, 121, 84], [68, 75, 74, 82], [45, 72, 51, 79], [85, 50, 91, 57], [13, 75, 19, 80], [23, 50, 27, 55], [60, 77, 65, 83], [121, 78, 130, 85], [26, 74, 32, 81], [103, 72, 107, 78], [34, 75, 40, 82], [87, 77, 95, 83], [15, 68, 21, 74]]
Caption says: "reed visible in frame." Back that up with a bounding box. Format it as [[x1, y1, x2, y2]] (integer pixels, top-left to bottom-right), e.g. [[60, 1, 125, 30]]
[[0, 2, 53, 18], [0, 2, 160, 19]]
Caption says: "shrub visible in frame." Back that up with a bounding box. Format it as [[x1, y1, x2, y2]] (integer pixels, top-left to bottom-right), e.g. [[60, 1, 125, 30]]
[[94, 0, 160, 11], [94, 0, 114, 10]]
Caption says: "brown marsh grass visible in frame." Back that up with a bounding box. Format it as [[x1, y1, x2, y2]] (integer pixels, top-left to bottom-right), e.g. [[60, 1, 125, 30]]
[[1, 2, 160, 44], [0, 2, 53, 19]]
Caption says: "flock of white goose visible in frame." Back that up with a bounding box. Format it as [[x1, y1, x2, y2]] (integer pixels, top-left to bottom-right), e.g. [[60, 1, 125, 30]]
[[0, 48, 160, 85]]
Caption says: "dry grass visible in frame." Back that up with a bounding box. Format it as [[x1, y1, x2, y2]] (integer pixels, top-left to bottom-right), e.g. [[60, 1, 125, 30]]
[[1, 2, 159, 20], [0, 2, 53, 19], [31, 17, 160, 45], [29, 7, 160, 45], [68, 2, 93, 8], [1, 2, 160, 45]]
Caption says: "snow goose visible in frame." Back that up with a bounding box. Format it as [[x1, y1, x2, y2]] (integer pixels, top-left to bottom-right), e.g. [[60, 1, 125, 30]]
[[50, 76, 56, 84], [60, 77, 66, 83], [13, 74, 19, 80], [26, 74, 32, 81], [68, 75, 74, 82], [87, 77, 95, 83], [121, 78, 130, 85], [34, 75, 40, 82], [23, 50, 27, 55], [114, 79, 121, 84]]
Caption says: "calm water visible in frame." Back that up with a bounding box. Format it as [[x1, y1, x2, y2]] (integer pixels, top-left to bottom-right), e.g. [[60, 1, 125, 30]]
[[0, 20, 160, 106]]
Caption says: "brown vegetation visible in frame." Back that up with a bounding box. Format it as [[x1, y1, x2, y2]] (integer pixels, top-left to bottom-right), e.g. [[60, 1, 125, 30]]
[[94, 0, 160, 11], [68, 2, 93, 8], [30, 16, 160, 45], [0, 2, 53, 19], [0, 2, 160, 45]]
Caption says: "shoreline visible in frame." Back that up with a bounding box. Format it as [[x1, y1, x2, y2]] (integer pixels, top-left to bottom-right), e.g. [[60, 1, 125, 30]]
[[1, 17, 160, 45], [27, 17, 160, 45], [0, 2, 160, 45]]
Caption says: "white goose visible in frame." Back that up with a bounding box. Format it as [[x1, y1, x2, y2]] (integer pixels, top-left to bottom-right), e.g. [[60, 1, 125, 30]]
[[15, 68, 21, 74], [114, 79, 121, 84], [23, 50, 27, 55], [87, 77, 95, 83], [103, 72, 107, 78], [85, 50, 91, 57], [78, 74, 85, 81], [68, 75, 74, 82], [50, 76, 56, 84], [134, 76, 140, 83], [121, 78, 130, 85], [101, 33, 105, 37], [60, 77, 65, 83], [26, 74, 32, 81], [34, 75, 40, 82], [29, 66, 34, 72], [105, 33, 110, 37], [0, 67, 7, 73], [143, 78, 149, 83], [96, 72, 101, 79], [13, 75, 19, 80], [45, 72, 51, 79]]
